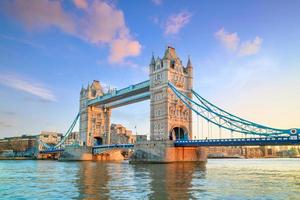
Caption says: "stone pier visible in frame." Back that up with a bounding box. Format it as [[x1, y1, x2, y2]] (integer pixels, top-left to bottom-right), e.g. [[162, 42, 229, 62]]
[[59, 146, 126, 161], [130, 141, 207, 163]]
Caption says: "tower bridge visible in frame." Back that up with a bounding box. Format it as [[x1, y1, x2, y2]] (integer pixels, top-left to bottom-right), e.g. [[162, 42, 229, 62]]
[[39, 46, 300, 162]]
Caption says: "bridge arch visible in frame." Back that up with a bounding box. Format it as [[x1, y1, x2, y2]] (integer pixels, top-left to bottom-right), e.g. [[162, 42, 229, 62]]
[[169, 126, 188, 140]]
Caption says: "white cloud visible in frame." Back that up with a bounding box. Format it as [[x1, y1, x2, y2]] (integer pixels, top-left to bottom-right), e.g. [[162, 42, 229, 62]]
[[0, 73, 57, 101], [215, 28, 239, 51], [238, 37, 263, 56], [164, 11, 192, 35], [215, 28, 263, 57], [6, 0, 141, 64]]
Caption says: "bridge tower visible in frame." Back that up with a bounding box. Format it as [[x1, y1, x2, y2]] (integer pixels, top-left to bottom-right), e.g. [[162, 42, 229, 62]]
[[150, 46, 193, 141], [79, 81, 111, 146]]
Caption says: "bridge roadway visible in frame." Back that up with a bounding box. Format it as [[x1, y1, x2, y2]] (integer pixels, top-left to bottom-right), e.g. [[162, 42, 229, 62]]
[[174, 135, 300, 147], [39, 148, 65, 154], [40, 135, 300, 155], [87, 80, 150, 108]]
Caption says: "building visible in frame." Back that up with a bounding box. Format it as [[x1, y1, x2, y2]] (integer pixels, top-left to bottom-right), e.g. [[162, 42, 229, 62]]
[[110, 124, 135, 144], [207, 145, 300, 158], [79, 80, 109, 146], [134, 135, 148, 142], [64, 131, 80, 146], [0, 135, 37, 157], [38, 131, 63, 151]]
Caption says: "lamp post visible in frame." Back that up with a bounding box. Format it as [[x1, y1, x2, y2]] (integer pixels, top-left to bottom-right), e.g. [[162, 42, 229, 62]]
[[135, 125, 137, 143]]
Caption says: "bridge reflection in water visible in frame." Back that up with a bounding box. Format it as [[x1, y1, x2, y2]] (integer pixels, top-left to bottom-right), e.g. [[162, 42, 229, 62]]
[[76, 161, 206, 199], [1, 160, 299, 199]]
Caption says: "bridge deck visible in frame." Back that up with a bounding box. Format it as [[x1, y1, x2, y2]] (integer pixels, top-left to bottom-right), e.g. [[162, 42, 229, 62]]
[[175, 136, 300, 147], [92, 143, 134, 155], [39, 149, 64, 154]]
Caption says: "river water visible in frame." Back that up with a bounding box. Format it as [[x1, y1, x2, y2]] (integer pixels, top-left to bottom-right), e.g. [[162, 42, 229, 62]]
[[0, 159, 299, 200]]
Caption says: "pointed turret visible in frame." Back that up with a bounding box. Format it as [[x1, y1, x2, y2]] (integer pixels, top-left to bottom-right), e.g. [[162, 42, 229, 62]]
[[80, 85, 85, 95], [150, 53, 155, 65], [187, 56, 192, 68]]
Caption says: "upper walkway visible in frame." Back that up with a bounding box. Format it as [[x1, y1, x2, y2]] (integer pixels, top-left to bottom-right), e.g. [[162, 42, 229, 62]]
[[88, 80, 150, 108]]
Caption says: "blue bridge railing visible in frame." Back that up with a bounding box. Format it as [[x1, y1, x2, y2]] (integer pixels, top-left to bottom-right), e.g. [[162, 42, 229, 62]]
[[92, 143, 134, 155], [175, 135, 300, 147], [39, 148, 65, 154]]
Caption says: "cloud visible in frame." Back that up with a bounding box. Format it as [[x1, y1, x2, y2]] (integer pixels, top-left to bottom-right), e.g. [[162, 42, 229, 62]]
[[7, 0, 75, 34], [0, 122, 12, 128], [238, 37, 263, 56], [164, 11, 192, 35], [0, 34, 45, 50], [0, 73, 57, 101], [73, 0, 88, 9], [109, 37, 141, 63], [4, 0, 141, 64], [215, 28, 239, 51], [152, 0, 162, 5], [215, 28, 263, 56]]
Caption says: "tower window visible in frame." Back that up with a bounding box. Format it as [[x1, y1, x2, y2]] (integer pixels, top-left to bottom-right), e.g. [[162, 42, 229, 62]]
[[171, 60, 175, 68]]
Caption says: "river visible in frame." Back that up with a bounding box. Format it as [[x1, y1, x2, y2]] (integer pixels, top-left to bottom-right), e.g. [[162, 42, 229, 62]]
[[0, 159, 299, 199]]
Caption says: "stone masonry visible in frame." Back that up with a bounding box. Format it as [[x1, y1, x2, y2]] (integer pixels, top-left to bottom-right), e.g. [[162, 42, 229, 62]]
[[149, 46, 193, 141]]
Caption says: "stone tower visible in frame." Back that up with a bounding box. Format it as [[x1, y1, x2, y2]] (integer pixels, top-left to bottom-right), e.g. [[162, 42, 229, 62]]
[[149, 46, 193, 141], [79, 80, 111, 146]]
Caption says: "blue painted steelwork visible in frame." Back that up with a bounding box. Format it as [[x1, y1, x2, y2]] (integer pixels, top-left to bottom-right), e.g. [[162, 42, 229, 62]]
[[39, 148, 64, 154], [104, 92, 150, 108], [92, 143, 134, 155], [88, 80, 150, 106], [168, 82, 300, 137], [175, 135, 300, 147], [39, 112, 80, 150]]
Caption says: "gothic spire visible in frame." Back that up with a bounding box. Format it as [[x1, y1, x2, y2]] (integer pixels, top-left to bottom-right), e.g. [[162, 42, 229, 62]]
[[187, 56, 192, 68], [150, 53, 155, 65]]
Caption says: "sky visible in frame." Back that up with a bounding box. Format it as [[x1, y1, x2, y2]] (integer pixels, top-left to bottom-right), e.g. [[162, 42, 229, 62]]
[[0, 0, 300, 138]]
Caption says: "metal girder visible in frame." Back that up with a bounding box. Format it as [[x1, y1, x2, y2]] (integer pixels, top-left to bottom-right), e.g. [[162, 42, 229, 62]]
[[88, 80, 150, 106], [103, 92, 150, 108]]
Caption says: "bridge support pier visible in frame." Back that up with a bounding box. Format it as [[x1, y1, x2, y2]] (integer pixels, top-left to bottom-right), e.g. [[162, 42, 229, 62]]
[[93, 150, 124, 161], [59, 146, 126, 161], [130, 141, 207, 163]]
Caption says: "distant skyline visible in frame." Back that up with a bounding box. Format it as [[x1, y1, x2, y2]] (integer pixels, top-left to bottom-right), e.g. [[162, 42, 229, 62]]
[[0, 0, 300, 138]]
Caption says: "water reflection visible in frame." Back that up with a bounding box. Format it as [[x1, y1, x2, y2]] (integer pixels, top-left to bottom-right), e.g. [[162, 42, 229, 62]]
[[1, 159, 300, 199], [145, 162, 206, 199], [75, 161, 206, 199]]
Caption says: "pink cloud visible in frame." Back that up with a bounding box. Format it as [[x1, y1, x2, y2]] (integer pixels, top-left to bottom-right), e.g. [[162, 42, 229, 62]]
[[238, 37, 263, 56], [109, 37, 142, 63], [5, 0, 141, 64], [164, 11, 192, 35], [215, 28, 263, 57], [73, 0, 88, 9], [8, 0, 75, 34], [215, 28, 240, 51], [79, 0, 126, 44]]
